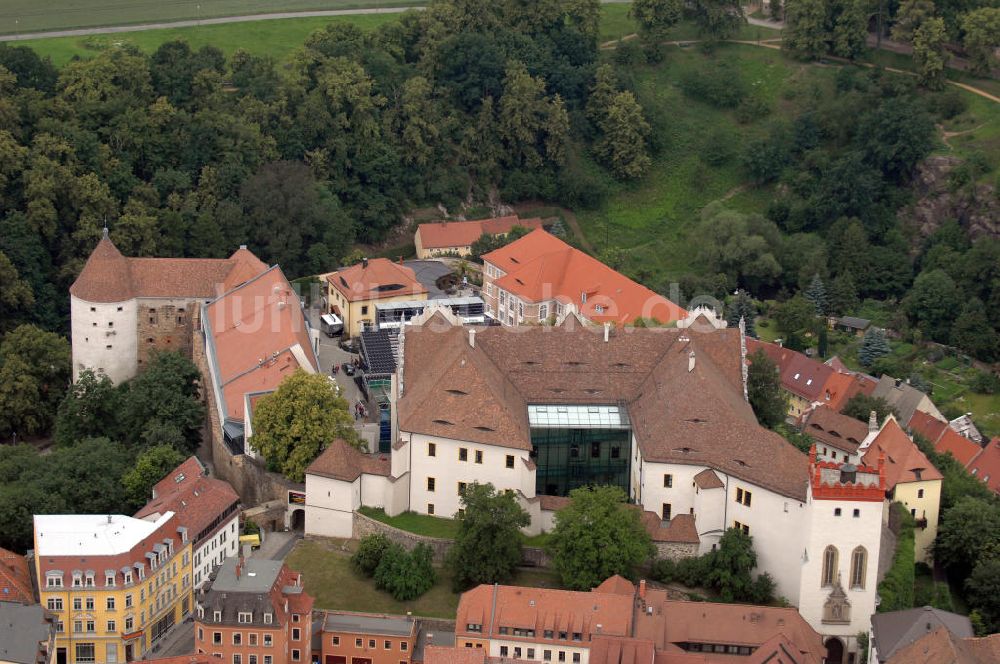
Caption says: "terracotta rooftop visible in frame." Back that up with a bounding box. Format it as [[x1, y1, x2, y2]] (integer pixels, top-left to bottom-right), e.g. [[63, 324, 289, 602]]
[[592, 575, 635, 596], [203, 266, 319, 421], [967, 437, 1000, 495], [133, 457, 239, 546], [589, 635, 656, 664], [71, 233, 267, 303], [483, 229, 685, 325], [908, 410, 982, 467], [0, 547, 34, 604], [145, 656, 225, 664], [636, 588, 825, 664], [400, 320, 809, 501], [417, 216, 545, 250], [327, 258, 427, 303], [802, 406, 869, 454], [862, 418, 943, 488], [306, 439, 391, 482], [455, 582, 634, 644], [422, 646, 487, 664], [640, 512, 700, 544]]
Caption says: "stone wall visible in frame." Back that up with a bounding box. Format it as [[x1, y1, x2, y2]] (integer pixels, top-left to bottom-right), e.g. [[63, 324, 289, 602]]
[[352, 511, 454, 563], [521, 546, 553, 568], [194, 325, 300, 507], [136, 298, 199, 369], [654, 541, 699, 561]]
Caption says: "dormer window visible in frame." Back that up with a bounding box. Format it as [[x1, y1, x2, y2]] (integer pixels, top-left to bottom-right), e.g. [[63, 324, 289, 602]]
[[238, 612, 253, 623], [213, 611, 222, 622], [84, 572, 95, 587], [106, 573, 116, 587], [123, 571, 132, 585], [46, 572, 63, 588], [263, 613, 273, 625], [72, 572, 82, 588]]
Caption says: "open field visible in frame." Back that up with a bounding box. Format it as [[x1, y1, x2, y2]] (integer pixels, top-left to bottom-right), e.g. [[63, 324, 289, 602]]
[[0, 0, 419, 35], [285, 538, 562, 617], [15, 13, 399, 65]]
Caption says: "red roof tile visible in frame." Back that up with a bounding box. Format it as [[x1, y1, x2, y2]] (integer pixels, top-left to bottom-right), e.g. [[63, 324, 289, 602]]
[[909, 411, 983, 467], [589, 635, 656, 664], [145, 656, 225, 664], [887, 626, 1000, 664], [133, 457, 239, 546], [483, 229, 685, 326], [0, 547, 34, 603], [71, 234, 267, 303], [592, 575, 635, 596], [862, 418, 943, 487], [693, 469, 724, 490], [327, 258, 427, 303], [967, 438, 1000, 495], [305, 439, 391, 482], [417, 216, 545, 250], [203, 267, 319, 421]]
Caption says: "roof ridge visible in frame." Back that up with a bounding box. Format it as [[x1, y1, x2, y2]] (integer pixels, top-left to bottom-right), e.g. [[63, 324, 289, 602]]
[[208, 264, 281, 304]]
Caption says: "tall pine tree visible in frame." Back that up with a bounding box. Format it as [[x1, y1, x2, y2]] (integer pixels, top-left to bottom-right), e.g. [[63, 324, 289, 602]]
[[859, 328, 891, 367], [727, 289, 758, 337], [804, 274, 828, 315]]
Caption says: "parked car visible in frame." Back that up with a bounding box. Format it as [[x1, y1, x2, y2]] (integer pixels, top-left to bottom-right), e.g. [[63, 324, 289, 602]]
[[339, 338, 359, 353], [343, 363, 356, 376]]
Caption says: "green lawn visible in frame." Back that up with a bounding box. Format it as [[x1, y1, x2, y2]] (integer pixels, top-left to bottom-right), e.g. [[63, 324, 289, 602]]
[[598, 7, 782, 45], [358, 507, 461, 539], [15, 13, 400, 66], [0, 0, 419, 35], [286, 538, 562, 617]]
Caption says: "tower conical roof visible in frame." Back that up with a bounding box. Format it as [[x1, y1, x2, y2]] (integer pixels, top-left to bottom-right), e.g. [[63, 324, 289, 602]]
[[70, 230, 134, 302]]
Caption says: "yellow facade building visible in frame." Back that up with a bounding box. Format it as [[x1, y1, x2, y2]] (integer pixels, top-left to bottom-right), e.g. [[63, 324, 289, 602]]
[[34, 513, 194, 664], [326, 258, 427, 338], [862, 417, 943, 563]]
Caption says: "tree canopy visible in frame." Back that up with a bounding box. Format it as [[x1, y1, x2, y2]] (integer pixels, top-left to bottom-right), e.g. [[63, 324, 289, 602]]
[[251, 370, 359, 482], [747, 349, 788, 429], [448, 483, 531, 591], [548, 485, 654, 590]]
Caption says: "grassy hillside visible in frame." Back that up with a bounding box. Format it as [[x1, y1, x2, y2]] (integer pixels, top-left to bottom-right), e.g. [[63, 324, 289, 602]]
[[0, 0, 419, 35]]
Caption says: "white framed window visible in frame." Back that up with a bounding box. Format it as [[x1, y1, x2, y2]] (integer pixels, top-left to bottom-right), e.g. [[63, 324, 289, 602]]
[[213, 611, 222, 622], [106, 573, 116, 587], [76, 644, 96, 663], [107, 597, 115, 610], [238, 612, 252, 623], [106, 620, 116, 633], [538, 304, 548, 320], [46, 574, 63, 588], [47, 598, 63, 611], [263, 613, 273, 625], [263, 634, 273, 646]]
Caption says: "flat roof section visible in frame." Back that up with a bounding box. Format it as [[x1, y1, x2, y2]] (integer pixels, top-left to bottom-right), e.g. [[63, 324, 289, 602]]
[[323, 612, 415, 637], [34, 512, 174, 557], [210, 558, 282, 594]]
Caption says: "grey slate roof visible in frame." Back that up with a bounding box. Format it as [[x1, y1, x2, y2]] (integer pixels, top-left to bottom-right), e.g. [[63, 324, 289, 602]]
[[323, 612, 415, 637], [835, 316, 870, 330], [872, 375, 931, 427], [871, 606, 973, 663], [211, 558, 282, 593], [0, 602, 51, 664]]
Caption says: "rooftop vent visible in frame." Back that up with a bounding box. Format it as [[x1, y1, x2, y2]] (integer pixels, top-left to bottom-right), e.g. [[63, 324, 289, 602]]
[[432, 419, 454, 426], [446, 389, 469, 396], [474, 426, 496, 432]]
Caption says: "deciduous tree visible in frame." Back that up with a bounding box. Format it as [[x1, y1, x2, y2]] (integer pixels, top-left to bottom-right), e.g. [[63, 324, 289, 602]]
[[961, 8, 1000, 77], [912, 17, 948, 89], [594, 91, 652, 179], [0, 325, 71, 439], [448, 482, 531, 590], [784, 0, 830, 59], [251, 370, 359, 482], [122, 444, 186, 509], [549, 486, 654, 590]]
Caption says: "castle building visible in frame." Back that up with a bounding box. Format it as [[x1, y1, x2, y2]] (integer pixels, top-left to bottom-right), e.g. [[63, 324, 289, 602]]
[[33, 513, 194, 664], [70, 232, 268, 384], [133, 458, 240, 590], [194, 558, 313, 664], [303, 316, 887, 660]]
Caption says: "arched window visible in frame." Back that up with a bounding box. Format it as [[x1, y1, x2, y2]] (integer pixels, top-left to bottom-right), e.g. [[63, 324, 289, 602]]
[[821, 546, 838, 587], [850, 546, 867, 589]]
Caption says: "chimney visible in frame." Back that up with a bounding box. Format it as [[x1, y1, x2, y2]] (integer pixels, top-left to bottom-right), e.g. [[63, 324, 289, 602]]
[[239, 244, 247, 250], [868, 410, 878, 433], [603, 322, 610, 343], [362, 257, 369, 269], [639, 579, 646, 600], [468, 329, 476, 348], [107, 515, 112, 524], [398, 256, 404, 265], [688, 350, 696, 372]]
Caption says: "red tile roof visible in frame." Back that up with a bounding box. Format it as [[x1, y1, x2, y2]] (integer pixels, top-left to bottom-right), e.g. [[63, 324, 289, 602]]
[[636, 588, 825, 664], [71, 234, 267, 303], [145, 656, 225, 664], [305, 439, 391, 482], [967, 438, 1000, 495], [133, 457, 239, 546], [693, 469, 724, 490], [909, 411, 983, 467], [746, 340, 833, 403], [862, 418, 943, 487], [455, 583, 634, 644], [423, 646, 487, 664], [417, 216, 545, 250], [483, 229, 685, 326], [327, 258, 427, 303], [0, 547, 34, 603], [589, 635, 656, 664], [203, 267, 319, 421], [593, 575, 636, 596], [886, 626, 1000, 664]]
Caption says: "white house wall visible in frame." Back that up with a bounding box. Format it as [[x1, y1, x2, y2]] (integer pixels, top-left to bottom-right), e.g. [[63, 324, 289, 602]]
[[361, 474, 390, 510], [193, 515, 239, 589], [304, 473, 358, 539], [488, 639, 591, 664], [407, 432, 534, 518]]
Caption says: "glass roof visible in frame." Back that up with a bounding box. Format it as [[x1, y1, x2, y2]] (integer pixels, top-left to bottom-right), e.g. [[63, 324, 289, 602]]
[[527, 404, 631, 429]]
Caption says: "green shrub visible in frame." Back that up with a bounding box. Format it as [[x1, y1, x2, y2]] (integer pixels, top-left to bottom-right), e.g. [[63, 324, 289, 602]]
[[971, 371, 1000, 395], [373, 543, 436, 601], [877, 506, 916, 612], [351, 534, 392, 577]]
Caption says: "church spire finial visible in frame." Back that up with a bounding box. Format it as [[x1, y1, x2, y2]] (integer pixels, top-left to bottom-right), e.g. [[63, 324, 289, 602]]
[[102, 216, 109, 239]]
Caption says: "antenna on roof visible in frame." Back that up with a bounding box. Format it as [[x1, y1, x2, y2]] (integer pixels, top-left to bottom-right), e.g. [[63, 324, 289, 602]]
[[102, 216, 109, 239]]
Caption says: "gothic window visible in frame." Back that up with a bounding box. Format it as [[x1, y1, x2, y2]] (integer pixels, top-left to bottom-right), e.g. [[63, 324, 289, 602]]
[[821, 546, 838, 587], [850, 547, 867, 589]]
